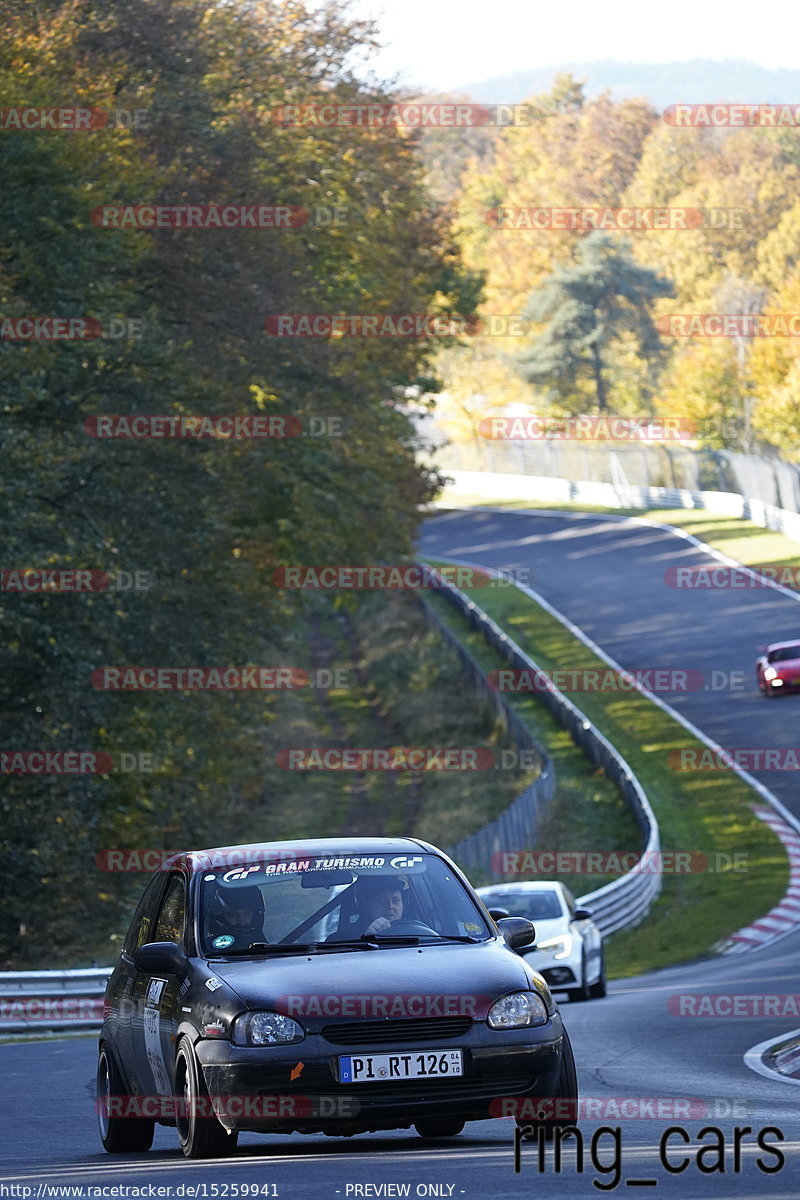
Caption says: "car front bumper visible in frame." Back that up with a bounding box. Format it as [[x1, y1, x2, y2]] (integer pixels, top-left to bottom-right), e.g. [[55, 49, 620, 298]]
[[195, 1016, 566, 1133]]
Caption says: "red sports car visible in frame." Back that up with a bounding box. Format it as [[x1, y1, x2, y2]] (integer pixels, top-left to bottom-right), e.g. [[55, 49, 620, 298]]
[[756, 641, 800, 697]]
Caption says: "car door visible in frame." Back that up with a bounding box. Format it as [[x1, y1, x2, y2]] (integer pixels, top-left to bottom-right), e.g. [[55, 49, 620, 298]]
[[130, 872, 187, 1107], [112, 870, 169, 1091]]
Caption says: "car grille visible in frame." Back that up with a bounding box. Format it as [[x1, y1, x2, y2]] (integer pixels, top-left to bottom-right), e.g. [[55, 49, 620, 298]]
[[321, 1017, 474, 1045], [333, 1076, 532, 1100]]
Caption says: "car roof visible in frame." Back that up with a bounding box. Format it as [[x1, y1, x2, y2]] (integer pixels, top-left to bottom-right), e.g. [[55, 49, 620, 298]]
[[476, 882, 565, 895], [163, 836, 435, 871], [766, 640, 800, 652]]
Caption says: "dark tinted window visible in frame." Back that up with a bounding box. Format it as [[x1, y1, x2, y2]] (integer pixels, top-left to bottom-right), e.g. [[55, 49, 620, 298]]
[[768, 645, 800, 663], [122, 873, 167, 956], [154, 874, 186, 944]]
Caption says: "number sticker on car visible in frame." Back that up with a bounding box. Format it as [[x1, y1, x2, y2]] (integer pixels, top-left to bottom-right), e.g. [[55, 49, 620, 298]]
[[338, 1049, 463, 1083]]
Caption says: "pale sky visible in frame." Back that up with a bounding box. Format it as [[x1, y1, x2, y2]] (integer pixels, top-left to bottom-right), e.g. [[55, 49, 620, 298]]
[[330, 0, 800, 91]]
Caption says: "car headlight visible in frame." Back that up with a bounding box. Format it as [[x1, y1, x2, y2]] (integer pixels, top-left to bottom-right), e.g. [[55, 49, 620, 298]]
[[537, 933, 573, 960], [764, 667, 778, 681], [231, 1011, 305, 1046], [487, 991, 548, 1029]]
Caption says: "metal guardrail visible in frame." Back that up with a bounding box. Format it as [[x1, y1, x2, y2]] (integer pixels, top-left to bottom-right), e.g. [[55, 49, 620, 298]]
[[0, 968, 110, 1032], [423, 565, 661, 938], [415, 592, 557, 875], [436, 465, 800, 548], [428, 433, 800, 517]]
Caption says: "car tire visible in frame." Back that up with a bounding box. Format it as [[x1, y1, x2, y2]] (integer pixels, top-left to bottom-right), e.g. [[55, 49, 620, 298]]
[[175, 1039, 239, 1159], [97, 1042, 155, 1154], [516, 1026, 578, 1140], [414, 1118, 465, 1138], [569, 948, 592, 1002], [589, 954, 607, 999]]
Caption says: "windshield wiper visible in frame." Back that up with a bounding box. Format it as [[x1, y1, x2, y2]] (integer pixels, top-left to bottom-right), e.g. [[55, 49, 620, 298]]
[[369, 935, 422, 945], [426, 933, 484, 942], [321, 934, 422, 948], [208, 942, 317, 957], [318, 937, 383, 949]]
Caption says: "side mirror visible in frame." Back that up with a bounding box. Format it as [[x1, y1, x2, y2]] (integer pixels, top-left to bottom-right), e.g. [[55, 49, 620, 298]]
[[133, 941, 187, 975], [488, 907, 510, 921], [497, 916, 536, 950], [573, 908, 593, 921]]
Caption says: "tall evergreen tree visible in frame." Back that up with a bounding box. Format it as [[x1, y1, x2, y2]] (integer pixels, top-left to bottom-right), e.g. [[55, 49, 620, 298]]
[[517, 232, 673, 411]]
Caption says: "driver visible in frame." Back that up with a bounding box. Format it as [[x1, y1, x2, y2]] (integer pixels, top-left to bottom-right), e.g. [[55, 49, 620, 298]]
[[207, 885, 266, 949], [355, 876, 406, 936]]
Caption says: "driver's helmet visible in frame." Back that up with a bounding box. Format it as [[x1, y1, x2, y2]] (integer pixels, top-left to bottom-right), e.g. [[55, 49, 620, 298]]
[[207, 884, 265, 945]]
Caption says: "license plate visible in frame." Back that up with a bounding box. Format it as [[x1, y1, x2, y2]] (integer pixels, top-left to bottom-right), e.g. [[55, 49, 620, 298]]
[[338, 1048, 463, 1083]]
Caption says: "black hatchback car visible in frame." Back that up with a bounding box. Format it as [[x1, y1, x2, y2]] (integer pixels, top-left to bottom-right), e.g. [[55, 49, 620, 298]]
[[97, 837, 577, 1157]]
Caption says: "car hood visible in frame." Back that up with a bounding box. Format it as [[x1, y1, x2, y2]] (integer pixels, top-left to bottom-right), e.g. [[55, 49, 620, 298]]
[[206, 939, 538, 1019], [527, 917, 567, 945]]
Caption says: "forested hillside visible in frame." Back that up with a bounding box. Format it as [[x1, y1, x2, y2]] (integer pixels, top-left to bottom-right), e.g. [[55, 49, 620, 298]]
[[427, 76, 800, 452], [0, 0, 483, 965]]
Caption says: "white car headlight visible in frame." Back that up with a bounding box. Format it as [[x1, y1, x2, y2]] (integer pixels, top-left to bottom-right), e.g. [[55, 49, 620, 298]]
[[537, 933, 573, 960], [487, 991, 548, 1029], [764, 667, 778, 681], [231, 1011, 305, 1046]]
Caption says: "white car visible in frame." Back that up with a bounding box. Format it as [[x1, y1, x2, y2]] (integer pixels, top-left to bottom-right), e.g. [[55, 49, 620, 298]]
[[476, 881, 606, 1002]]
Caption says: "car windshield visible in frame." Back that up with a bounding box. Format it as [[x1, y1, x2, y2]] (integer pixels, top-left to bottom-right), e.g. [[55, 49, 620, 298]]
[[768, 645, 800, 663], [481, 890, 564, 921], [197, 852, 492, 955]]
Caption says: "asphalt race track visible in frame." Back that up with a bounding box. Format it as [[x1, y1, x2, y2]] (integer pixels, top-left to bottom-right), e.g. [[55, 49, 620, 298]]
[[3, 505, 800, 1199], [421, 507, 800, 820], [2, 935, 800, 1197]]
